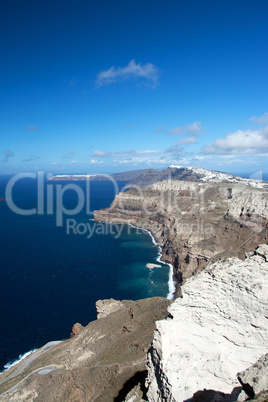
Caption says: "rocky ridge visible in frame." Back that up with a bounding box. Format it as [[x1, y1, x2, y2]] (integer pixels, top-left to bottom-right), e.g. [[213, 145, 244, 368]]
[[146, 244, 268, 401], [169, 166, 268, 188], [127, 166, 268, 189], [94, 178, 268, 284], [0, 298, 170, 401], [47, 166, 268, 189]]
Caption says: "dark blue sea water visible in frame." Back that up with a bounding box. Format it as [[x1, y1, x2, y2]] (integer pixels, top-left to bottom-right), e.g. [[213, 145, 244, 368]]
[[1, 171, 267, 372], [0, 175, 172, 371]]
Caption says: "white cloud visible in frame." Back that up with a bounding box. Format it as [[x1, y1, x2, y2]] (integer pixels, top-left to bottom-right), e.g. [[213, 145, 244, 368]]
[[168, 121, 202, 136], [165, 144, 183, 154], [174, 158, 191, 165], [93, 150, 109, 157], [187, 121, 202, 133], [116, 156, 172, 166], [110, 145, 186, 164], [249, 112, 268, 125], [138, 150, 160, 154], [194, 156, 208, 160], [90, 159, 103, 165], [68, 160, 77, 165], [93, 149, 158, 158], [177, 136, 196, 145], [203, 126, 268, 155], [168, 126, 184, 135], [86, 141, 204, 170], [96, 59, 160, 88], [111, 150, 135, 156]]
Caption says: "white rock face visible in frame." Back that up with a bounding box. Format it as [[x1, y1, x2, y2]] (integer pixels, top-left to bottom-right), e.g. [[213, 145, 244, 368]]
[[152, 180, 268, 219], [237, 353, 268, 400], [146, 245, 268, 401], [151, 180, 268, 236]]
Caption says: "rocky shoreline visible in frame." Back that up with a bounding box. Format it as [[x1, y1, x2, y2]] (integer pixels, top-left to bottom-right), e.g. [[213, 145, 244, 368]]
[[0, 246, 267, 401], [119, 222, 179, 299], [0, 298, 171, 401], [1, 169, 267, 401], [94, 180, 268, 286]]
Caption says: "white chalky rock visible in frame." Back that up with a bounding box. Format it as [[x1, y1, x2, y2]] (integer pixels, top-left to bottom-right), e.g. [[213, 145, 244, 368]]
[[146, 245, 268, 401]]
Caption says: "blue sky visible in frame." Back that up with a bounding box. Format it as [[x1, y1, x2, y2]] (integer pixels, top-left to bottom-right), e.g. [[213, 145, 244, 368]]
[[1, 0, 268, 175]]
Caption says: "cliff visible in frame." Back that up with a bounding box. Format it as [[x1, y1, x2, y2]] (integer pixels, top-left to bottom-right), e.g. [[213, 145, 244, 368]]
[[2, 247, 267, 401], [94, 179, 268, 284], [1, 169, 268, 401], [146, 244, 268, 402], [128, 166, 268, 189]]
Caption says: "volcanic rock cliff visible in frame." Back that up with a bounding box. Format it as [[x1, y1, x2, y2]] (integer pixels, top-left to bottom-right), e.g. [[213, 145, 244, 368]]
[[1, 169, 267, 401], [146, 244, 268, 401], [94, 178, 268, 285]]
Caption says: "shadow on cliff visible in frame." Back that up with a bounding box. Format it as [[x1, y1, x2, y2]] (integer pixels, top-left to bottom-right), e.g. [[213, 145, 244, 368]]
[[184, 386, 243, 401], [114, 370, 148, 401]]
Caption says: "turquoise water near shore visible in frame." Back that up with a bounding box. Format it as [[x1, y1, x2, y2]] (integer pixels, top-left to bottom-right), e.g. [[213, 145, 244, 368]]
[[0, 175, 171, 371], [1, 171, 266, 372]]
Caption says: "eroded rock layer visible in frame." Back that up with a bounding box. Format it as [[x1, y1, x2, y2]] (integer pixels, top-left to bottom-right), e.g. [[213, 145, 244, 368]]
[[94, 180, 268, 283], [146, 245, 268, 402]]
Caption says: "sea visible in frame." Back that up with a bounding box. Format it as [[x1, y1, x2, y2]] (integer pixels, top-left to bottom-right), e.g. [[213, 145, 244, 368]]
[[1, 170, 267, 373], [0, 174, 174, 372]]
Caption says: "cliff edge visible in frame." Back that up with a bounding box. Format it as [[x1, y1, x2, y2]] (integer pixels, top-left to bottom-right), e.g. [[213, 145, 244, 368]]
[[146, 244, 268, 401], [94, 179, 268, 285]]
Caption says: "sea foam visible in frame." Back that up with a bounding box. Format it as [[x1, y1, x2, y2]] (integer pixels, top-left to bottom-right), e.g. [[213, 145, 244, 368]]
[[0, 349, 37, 375], [127, 223, 176, 300]]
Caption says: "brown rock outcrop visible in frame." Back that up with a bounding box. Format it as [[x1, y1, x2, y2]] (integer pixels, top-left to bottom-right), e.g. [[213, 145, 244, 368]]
[[0, 297, 170, 401], [70, 322, 84, 337]]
